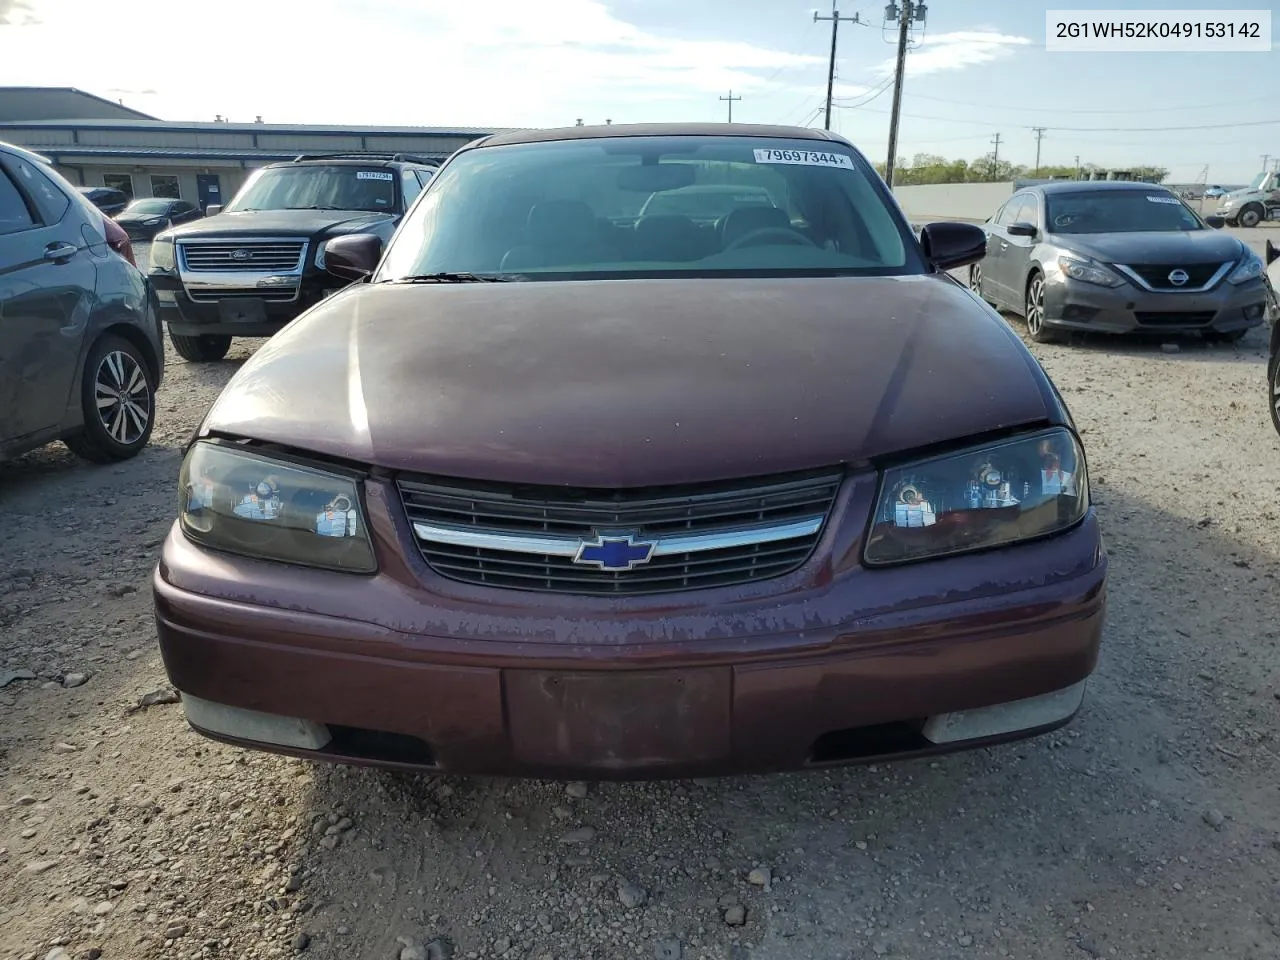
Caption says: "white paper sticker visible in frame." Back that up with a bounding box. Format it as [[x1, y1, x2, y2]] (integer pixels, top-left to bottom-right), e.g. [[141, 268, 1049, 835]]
[[356, 171, 394, 181], [1146, 195, 1181, 204], [753, 148, 854, 169]]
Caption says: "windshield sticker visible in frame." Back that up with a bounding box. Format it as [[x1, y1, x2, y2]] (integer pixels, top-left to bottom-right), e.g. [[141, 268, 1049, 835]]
[[356, 171, 394, 181], [753, 148, 854, 169], [1146, 195, 1181, 204]]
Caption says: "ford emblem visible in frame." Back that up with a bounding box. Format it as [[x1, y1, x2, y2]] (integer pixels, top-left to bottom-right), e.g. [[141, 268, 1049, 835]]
[[230, 249, 253, 261]]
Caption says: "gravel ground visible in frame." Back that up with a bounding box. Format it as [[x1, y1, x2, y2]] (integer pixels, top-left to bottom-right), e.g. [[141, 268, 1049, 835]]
[[3, 259, 1280, 960]]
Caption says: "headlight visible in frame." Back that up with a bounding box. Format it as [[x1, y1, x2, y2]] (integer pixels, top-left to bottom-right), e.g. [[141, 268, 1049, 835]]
[[179, 441, 376, 573], [1229, 250, 1264, 285], [1058, 255, 1123, 288], [314, 240, 329, 270], [864, 428, 1089, 566], [150, 236, 175, 271]]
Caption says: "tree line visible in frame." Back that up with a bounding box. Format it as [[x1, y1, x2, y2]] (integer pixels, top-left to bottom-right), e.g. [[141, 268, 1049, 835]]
[[871, 153, 1170, 185]]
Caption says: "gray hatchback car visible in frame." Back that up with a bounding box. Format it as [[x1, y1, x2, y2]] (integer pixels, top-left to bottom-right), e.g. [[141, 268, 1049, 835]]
[[0, 140, 164, 463], [971, 181, 1269, 343]]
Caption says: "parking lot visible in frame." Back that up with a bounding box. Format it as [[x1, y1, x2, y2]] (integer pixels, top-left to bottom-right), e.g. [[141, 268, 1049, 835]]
[[3, 228, 1280, 960]]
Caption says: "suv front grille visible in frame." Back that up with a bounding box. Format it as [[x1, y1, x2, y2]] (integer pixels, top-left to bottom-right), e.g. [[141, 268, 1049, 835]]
[[398, 469, 843, 595], [178, 239, 307, 272], [1117, 262, 1228, 290]]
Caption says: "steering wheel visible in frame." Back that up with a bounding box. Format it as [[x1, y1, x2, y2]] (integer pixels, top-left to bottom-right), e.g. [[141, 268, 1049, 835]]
[[724, 227, 816, 251]]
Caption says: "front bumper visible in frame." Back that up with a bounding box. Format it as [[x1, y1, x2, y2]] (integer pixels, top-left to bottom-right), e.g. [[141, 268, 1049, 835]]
[[153, 480, 1108, 779], [1042, 272, 1269, 335], [149, 269, 345, 338]]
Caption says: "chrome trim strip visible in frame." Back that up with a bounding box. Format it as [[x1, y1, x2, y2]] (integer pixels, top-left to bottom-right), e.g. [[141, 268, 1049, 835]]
[[412, 516, 826, 558], [1111, 260, 1232, 293]]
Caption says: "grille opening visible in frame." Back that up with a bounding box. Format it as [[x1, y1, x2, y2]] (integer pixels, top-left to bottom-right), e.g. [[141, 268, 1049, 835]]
[[809, 720, 929, 763], [325, 725, 436, 766], [1119, 262, 1226, 289], [398, 468, 843, 595], [1133, 311, 1216, 327]]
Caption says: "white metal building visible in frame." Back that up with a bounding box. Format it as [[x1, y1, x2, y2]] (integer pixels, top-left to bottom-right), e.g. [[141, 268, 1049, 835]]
[[0, 87, 501, 211]]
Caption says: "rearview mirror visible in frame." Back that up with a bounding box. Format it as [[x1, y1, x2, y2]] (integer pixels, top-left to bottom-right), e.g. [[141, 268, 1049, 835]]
[[919, 221, 986, 271], [325, 234, 383, 281], [1267, 238, 1278, 266], [204, 204, 222, 216], [616, 163, 697, 193], [1006, 221, 1037, 238], [1204, 215, 1225, 229]]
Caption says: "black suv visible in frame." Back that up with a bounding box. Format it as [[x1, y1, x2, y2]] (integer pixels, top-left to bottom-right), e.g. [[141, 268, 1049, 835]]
[[148, 153, 439, 362]]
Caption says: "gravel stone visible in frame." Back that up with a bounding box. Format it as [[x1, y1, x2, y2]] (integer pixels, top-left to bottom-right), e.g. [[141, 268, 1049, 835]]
[[565, 781, 589, 799], [1203, 809, 1227, 831], [558, 826, 597, 844], [723, 904, 747, 926], [619, 881, 647, 909], [61, 673, 88, 689], [746, 866, 771, 889]]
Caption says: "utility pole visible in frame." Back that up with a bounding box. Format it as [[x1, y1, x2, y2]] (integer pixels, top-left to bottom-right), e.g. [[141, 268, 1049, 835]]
[[814, 1, 861, 132], [1074, 154, 1081, 180], [1032, 127, 1046, 176], [990, 132, 1002, 179], [883, 1, 926, 187], [719, 90, 742, 123], [1262, 154, 1271, 173]]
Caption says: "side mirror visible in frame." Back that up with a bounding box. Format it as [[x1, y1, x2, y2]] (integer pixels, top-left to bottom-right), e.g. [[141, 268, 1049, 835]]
[[919, 221, 986, 271], [1267, 238, 1278, 266], [325, 234, 383, 281], [204, 204, 222, 216], [1204, 215, 1225, 229], [1006, 221, 1038, 238]]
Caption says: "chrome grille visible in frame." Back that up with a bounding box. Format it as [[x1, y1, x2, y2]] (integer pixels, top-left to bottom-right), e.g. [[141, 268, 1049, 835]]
[[187, 286, 299, 303], [398, 469, 843, 595], [178, 238, 307, 272], [1113, 261, 1230, 291]]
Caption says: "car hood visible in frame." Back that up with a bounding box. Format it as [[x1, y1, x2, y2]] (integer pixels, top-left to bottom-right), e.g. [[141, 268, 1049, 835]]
[[1050, 229, 1244, 265], [164, 208, 395, 238], [200, 276, 1055, 487]]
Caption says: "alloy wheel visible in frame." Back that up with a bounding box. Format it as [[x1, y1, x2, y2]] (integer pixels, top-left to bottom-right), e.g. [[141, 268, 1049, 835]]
[[95, 350, 152, 445], [1025, 276, 1046, 335], [970, 264, 983, 295]]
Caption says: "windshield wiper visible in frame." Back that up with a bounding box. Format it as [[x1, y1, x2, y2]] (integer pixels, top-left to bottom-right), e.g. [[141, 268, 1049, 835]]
[[383, 272, 518, 283]]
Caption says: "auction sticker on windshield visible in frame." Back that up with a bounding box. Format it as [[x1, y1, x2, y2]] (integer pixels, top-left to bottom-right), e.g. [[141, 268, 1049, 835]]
[[1147, 195, 1181, 204], [356, 171, 394, 181], [754, 148, 854, 168]]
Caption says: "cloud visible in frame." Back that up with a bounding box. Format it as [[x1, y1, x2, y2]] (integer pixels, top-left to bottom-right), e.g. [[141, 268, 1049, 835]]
[[0, 0, 829, 126], [900, 30, 1033, 77], [0, 0, 37, 24]]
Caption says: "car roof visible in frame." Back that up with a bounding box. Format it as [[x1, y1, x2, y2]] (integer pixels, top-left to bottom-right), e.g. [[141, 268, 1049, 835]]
[[261, 156, 437, 172], [472, 122, 853, 150], [1032, 180, 1175, 195]]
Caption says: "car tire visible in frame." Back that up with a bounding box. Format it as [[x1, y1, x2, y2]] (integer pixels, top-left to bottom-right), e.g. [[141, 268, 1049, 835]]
[[1203, 328, 1249, 344], [1023, 271, 1059, 344], [1270, 349, 1280, 438], [63, 334, 156, 463], [169, 331, 232, 363], [1226, 217, 1240, 227], [1239, 206, 1263, 229]]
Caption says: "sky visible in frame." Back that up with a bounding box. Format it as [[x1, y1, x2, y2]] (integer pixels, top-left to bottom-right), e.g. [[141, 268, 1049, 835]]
[[0, 0, 1276, 182]]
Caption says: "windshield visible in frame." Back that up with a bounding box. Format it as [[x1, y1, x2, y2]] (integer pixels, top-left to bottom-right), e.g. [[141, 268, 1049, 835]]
[[376, 135, 919, 281], [124, 199, 170, 216], [226, 165, 398, 213], [1247, 172, 1268, 191], [1045, 189, 1204, 235]]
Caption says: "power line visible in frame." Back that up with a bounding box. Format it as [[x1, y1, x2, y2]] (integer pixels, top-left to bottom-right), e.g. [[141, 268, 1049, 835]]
[[813, 1, 862, 131], [905, 91, 1275, 115], [849, 105, 1280, 133], [719, 90, 742, 123]]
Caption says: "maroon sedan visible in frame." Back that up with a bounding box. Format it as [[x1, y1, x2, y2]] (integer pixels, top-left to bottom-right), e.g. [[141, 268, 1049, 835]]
[[153, 123, 1107, 779]]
